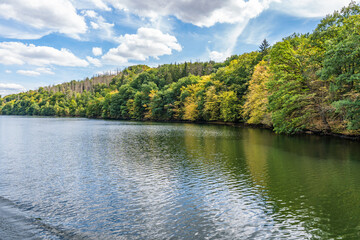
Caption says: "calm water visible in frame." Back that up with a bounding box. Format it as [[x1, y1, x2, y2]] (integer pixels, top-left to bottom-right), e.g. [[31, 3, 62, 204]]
[[0, 116, 360, 239]]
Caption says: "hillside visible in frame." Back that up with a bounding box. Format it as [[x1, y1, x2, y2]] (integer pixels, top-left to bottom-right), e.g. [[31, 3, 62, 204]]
[[1, 3, 360, 136]]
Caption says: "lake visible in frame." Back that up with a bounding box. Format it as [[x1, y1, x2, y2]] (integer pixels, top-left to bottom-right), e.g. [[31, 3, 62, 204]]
[[0, 116, 360, 239]]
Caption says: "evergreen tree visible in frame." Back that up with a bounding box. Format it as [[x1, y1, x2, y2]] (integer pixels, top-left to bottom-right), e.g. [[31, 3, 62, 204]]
[[259, 39, 270, 55]]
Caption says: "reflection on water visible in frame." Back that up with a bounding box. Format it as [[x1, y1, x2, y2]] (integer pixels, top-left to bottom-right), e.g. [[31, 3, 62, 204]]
[[0, 116, 360, 239]]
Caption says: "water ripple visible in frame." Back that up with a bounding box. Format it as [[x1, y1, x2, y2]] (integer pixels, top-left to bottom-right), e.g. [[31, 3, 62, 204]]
[[1, 117, 360, 239]]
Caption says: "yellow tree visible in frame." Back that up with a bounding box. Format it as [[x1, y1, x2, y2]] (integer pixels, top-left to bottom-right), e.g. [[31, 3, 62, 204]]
[[204, 86, 220, 121], [144, 89, 157, 120], [183, 98, 199, 121], [181, 83, 201, 121], [243, 60, 272, 126], [219, 91, 240, 122], [180, 75, 218, 121]]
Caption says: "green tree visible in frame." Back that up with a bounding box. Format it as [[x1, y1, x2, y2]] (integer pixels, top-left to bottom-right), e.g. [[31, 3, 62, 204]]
[[41, 102, 56, 116], [320, 14, 360, 130], [203, 85, 220, 121], [268, 39, 313, 134], [214, 52, 260, 105], [219, 91, 240, 122], [259, 39, 270, 57]]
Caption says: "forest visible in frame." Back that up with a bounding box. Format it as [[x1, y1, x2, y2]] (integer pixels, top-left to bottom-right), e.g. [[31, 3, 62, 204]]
[[1, 3, 359, 136]]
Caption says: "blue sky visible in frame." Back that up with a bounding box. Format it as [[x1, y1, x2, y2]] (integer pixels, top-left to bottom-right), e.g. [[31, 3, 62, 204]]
[[0, 0, 356, 96]]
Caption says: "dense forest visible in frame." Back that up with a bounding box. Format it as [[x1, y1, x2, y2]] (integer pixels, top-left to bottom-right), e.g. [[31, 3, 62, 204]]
[[1, 3, 360, 136]]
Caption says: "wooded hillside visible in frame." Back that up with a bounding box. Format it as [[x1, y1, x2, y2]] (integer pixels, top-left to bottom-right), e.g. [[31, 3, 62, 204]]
[[1, 3, 359, 136]]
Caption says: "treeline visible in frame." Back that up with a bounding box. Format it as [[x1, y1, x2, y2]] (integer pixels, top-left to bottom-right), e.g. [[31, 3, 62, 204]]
[[42, 61, 220, 94], [1, 3, 359, 135], [43, 73, 115, 94]]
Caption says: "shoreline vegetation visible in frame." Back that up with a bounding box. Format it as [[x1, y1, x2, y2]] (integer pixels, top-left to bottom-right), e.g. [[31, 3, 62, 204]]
[[1, 3, 360, 139], [3, 115, 360, 141]]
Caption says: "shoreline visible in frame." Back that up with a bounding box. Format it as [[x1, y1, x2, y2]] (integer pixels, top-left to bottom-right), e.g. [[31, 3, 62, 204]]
[[2, 114, 360, 141]]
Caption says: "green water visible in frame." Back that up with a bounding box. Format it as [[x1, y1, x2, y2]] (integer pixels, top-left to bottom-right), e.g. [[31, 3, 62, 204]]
[[0, 116, 359, 239]]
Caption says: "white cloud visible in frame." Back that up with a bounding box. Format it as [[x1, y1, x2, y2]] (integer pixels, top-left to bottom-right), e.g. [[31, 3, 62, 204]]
[[86, 56, 102, 67], [93, 17, 114, 37], [5, 70, 11, 74], [92, 47, 103, 56], [82, 10, 115, 40], [209, 51, 229, 62], [0, 0, 87, 39], [241, 20, 271, 45], [103, 0, 277, 27], [207, 22, 249, 63], [17, 67, 55, 76], [90, 21, 100, 29], [90, 0, 111, 11], [272, 0, 355, 18], [102, 27, 182, 64], [83, 10, 98, 18], [100, 0, 275, 62], [0, 24, 51, 40], [95, 0, 355, 63], [71, 0, 111, 11], [17, 70, 41, 76], [0, 42, 89, 67], [36, 67, 55, 75], [0, 83, 26, 96], [101, 0, 356, 26]]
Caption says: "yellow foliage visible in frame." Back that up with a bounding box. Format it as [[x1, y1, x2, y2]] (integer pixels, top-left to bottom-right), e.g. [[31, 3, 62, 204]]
[[144, 89, 157, 120], [109, 90, 119, 95], [204, 86, 220, 121], [183, 98, 199, 121], [126, 99, 135, 117], [243, 61, 272, 126]]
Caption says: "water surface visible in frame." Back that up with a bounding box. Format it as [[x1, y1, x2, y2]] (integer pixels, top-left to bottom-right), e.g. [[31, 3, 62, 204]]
[[0, 116, 360, 239]]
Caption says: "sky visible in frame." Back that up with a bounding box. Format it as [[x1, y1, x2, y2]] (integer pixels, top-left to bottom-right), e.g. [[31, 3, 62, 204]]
[[0, 0, 357, 96]]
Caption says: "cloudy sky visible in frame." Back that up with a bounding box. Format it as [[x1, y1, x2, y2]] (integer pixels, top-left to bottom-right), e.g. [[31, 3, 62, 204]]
[[0, 0, 356, 96]]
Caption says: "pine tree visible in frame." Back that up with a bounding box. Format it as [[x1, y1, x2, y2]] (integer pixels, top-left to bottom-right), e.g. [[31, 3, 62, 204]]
[[259, 39, 270, 55]]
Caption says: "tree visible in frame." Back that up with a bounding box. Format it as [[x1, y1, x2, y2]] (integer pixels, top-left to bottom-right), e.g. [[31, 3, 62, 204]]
[[183, 98, 199, 121], [203, 86, 220, 121], [41, 102, 56, 116], [268, 39, 313, 134], [219, 91, 240, 122], [214, 52, 260, 103], [86, 98, 104, 118], [243, 60, 272, 126], [320, 14, 360, 130], [259, 39, 270, 56]]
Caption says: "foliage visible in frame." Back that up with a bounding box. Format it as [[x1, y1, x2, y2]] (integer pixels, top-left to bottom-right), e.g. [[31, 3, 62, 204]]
[[1, 2, 360, 135], [243, 60, 272, 126], [259, 39, 270, 58], [268, 39, 313, 134]]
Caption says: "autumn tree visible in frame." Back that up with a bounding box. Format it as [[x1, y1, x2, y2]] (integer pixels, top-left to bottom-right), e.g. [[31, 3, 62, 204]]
[[243, 60, 272, 126]]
